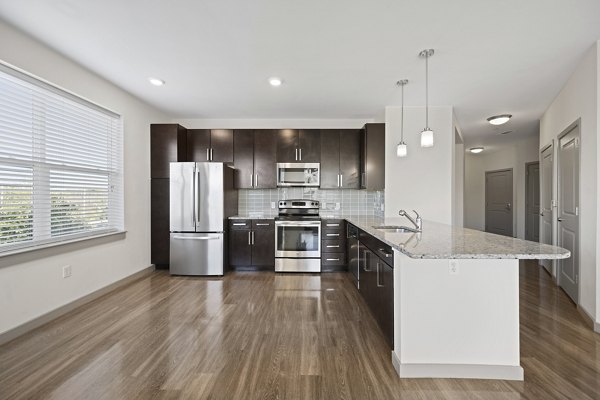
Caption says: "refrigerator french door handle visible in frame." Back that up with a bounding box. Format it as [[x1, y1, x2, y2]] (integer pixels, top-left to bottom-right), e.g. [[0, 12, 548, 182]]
[[195, 170, 201, 224]]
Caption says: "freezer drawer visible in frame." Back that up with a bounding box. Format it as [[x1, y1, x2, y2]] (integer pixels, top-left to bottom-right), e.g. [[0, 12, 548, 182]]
[[170, 233, 223, 276]]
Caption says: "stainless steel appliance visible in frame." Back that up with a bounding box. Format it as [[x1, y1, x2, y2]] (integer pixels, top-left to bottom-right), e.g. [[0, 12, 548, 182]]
[[275, 199, 321, 272], [169, 162, 237, 276], [347, 224, 360, 288], [276, 163, 320, 187]]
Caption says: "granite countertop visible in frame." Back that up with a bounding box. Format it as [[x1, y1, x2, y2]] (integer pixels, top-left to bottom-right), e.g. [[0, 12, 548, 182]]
[[343, 215, 571, 260]]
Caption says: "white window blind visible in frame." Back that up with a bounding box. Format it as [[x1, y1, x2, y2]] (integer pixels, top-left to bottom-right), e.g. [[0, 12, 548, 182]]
[[0, 63, 123, 255]]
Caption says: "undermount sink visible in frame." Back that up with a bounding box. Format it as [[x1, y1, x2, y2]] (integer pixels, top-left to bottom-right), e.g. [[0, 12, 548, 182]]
[[372, 225, 417, 233]]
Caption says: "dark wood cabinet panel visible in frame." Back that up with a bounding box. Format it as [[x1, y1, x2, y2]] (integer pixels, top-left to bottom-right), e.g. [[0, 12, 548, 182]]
[[151, 124, 187, 178], [254, 130, 277, 188], [361, 123, 385, 190], [233, 130, 254, 189], [320, 129, 340, 189], [298, 129, 320, 162], [339, 129, 360, 189], [251, 228, 275, 267], [229, 229, 252, 266], [380, 262, 394, 345], [276, 129, 298, 162], [210, 129, 234, 163], [151, 179, 170, 267], [187, 129, 211, 162]]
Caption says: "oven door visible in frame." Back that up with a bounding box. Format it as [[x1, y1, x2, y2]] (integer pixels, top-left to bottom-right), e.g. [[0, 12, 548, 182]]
[[275, 220, 321, 258], [277, 163, 320, 187]]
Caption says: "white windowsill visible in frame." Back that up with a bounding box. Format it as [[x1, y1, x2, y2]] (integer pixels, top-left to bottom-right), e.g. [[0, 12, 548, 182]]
[[0, 230, 127, 258]]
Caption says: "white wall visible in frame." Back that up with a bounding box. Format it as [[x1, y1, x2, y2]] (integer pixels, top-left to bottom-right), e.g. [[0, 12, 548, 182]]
[[385, 106, 454, 224], [0, 21, 169, 335], [540, 41, 598, 323], [464, 135, 539, 239], [452, 117, 465, 227]]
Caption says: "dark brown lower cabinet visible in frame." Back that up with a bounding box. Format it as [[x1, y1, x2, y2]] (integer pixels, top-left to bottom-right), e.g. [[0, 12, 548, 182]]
[[321, 219, 347, 271], [229, 219, 275, 270], [358, 232, 394, 346], [151, 179, 170, 268]]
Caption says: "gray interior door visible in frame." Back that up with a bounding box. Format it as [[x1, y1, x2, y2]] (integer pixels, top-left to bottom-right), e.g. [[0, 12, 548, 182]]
[[525, 162, 540, 241], [540, 145, 554, 274], [557, 125, 579, 303], [485, 169, 513, 236]]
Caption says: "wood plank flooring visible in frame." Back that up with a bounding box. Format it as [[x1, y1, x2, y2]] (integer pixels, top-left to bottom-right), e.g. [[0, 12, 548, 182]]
[[0, 261, 599, 399]]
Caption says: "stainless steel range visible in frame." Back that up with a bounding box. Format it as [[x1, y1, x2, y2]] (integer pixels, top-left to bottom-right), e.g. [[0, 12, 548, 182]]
[[275, 199, 321, 273]]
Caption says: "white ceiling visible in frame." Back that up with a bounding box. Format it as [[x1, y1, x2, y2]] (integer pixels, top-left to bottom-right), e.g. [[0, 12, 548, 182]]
[[1, 0, 600, 147]]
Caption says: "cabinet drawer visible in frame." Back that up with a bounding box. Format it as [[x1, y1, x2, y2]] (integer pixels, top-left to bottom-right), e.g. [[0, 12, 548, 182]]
[[321, 253, 346, 266], [252, 219, 274, 229], [322, 219, 344, 229], [322, 239, 345, 252], [229, 220, 251, 230]]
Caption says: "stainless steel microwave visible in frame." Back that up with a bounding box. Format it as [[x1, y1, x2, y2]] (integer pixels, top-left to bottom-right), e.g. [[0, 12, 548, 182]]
[[276, 163, 320, 187]]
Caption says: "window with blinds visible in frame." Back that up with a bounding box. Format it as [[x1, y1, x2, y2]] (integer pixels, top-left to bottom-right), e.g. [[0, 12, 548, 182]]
[[0, 63, 123, 255]]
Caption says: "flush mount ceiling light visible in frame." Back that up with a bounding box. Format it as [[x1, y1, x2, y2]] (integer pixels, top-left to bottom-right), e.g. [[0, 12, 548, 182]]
[[487, 114, 512, 125], [268, 77, 283, 87], [148, 77, 165, 86], [419, 49, 435, 148], [396, 79, 409, 157], [469, 147, 484, 154]]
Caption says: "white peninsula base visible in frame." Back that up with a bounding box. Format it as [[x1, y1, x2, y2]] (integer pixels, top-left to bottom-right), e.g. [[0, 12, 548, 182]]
[[391, 250, 524, 381]]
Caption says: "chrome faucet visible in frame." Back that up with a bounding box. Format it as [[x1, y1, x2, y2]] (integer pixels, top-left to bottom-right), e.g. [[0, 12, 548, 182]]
[[399, 209, 422, 232]]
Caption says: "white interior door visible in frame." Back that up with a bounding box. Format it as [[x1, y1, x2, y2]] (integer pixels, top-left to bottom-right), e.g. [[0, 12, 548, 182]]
[[539, 145, 554, 275], [557, 125, 579, 303]]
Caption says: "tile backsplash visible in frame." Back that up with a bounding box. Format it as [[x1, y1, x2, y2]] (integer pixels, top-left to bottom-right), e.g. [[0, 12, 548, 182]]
[[238, 188, 384, 217]]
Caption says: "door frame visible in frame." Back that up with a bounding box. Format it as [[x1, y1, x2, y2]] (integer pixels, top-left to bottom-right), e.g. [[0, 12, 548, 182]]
[[539, 141, 554, 276], [525, 161, 540, 241], [556, 119, 581, 303], [485, 168, 514, 237]]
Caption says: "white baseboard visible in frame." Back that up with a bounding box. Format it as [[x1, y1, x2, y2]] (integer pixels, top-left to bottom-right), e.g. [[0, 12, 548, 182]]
[[391, 351, 523, 381], [0, 265, 155, 346]]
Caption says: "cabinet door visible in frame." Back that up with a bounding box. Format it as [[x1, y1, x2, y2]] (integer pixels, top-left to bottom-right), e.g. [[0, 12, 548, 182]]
[[251, 227, 275, 267], [151, 124, 187, 178], [151, 179, 170, 267], [361, 123, 385, 190], [187, 129, 211, 162], [276, 129, 298, 162], [229, 229, 252, 266], [254, 130, 277, 188], [339, 129, 360, 189], [233, 130, 254, 189], [210, 129, 234, 163], [380, 263, 394, 346], [320, 130, 340, 189], [298, 129, 321, 162]]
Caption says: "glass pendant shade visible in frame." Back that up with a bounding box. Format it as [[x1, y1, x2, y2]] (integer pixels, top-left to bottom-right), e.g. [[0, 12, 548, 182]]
[[420, 129, 434, 148], [397, 142, 407, 157]]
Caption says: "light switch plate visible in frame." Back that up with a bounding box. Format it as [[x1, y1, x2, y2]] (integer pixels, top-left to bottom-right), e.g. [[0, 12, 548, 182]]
[[62, 265, 72, 278]]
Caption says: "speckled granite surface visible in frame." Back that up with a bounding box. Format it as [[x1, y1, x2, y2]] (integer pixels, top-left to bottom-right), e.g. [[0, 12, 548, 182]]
[[343, 215, 571, 260]]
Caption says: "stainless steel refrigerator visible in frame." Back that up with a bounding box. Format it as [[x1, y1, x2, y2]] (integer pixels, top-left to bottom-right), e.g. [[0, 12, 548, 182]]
[[169, 162, 237, 276]]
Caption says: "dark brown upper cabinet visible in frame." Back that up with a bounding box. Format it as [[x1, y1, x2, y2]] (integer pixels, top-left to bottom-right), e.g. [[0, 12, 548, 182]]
[[276, 129, 320, 163], [233, 129, 277, 189], [150, 124, 187, 178], [187, 129, 233, 163], [360, 123, 385, 190], [320, 129, 360, 189]]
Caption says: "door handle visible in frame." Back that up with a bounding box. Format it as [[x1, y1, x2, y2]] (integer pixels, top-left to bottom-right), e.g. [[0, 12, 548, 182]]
[[295, 148, 298, 161], [377, 262, 384, 287], [232, 223, 248, 226], [195, 170, 200, 224], [248, 231, 251, 245], [206, 148, 210, 161], [255, 174, 258, 187], [363, 250, 371, 271], [340, 174, 343, 187], [326, 233, 340, 237], [299, 148, 302, 160], [210, 148, 213, 161], [251, 231, 255, 245], [250, 174, 253, 187], [506, 203, 511, 210], [337, 174, 340, 187], [326, 224, 340, 227], [540, 212, 544, 216], [326, 245, 340, 248], [326, 258, 340, 261], [557, 218, 563, 222], [255, 223, 270, 226]]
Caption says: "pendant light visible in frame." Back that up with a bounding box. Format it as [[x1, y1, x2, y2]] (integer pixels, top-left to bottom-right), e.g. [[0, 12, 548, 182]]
[[396, 79, 408, 157], [419, 49, 434, 148]]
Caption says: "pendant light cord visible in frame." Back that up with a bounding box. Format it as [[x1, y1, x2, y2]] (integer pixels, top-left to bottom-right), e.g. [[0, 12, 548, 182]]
[[425, 53, 429, 129], [401, 83, 404, 142]]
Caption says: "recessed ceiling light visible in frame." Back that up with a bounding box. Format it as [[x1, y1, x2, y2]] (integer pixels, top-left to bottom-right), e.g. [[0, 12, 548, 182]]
[[149, 77, 165, 86], [268, 77, 283, 87], [470, 147, 484, 154], [487, 114, 512, 125]]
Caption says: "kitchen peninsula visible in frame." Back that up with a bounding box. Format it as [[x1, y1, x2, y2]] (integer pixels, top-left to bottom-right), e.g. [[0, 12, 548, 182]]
[[345, 215, 570, 381]]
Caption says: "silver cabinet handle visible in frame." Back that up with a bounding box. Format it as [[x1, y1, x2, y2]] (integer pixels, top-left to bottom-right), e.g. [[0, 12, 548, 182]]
[[337, 174, 340, 187], [248, 231, 251, 245], [255, 174, 258, 187], [340, 174, 343, 187], [173, 236, 218, 240], [299, 148, 302, 160], [326, 245, 340, 248], [206, 148, 210, 161], [326, 233, 339, 237], [295, 148, 298, 161], [251, 231, 255, 245], [210, 148, 213, 161], [232, 223, 247, 226], [378, 248, 393, 258], [326, 258, 340, 261], [376, 261, 384, 287], [256, 223, 270, 226], [326, 223, 339, 227], [250, 174, 253, 187], [363, 250, 371, 271]]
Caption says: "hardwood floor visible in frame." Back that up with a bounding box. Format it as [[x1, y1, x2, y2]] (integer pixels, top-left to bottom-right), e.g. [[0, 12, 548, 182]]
[[0, 261, 599, 399]]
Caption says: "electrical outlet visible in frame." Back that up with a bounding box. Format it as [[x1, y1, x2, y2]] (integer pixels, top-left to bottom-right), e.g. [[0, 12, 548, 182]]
[[270, 202, 276, 209], [381, 204, 385, 211], [448, 260, 459, 275], [335, 202, 340, 210], [62, 265, 72, 278]]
